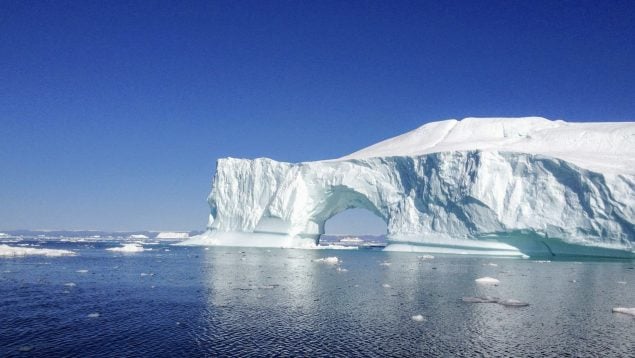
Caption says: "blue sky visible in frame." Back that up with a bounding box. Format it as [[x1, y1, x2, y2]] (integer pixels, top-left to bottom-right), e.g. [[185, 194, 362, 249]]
[[1, 1, 634, 232]]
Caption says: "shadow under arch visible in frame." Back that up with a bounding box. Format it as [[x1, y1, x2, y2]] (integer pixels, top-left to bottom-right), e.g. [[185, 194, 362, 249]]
[[310, 185, 388, 243]]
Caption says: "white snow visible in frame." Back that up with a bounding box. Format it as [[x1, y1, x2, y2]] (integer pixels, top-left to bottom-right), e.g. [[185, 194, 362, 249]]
[[0, 244, 75, 257], [184, 117, 634, 257], [342, 117, 635, 175], [475, 277, 500, 285], [156, 232, 189, 239], [313, 256, 339, 265], [107, 244, 145, 253], [612, 307, 635, 316]]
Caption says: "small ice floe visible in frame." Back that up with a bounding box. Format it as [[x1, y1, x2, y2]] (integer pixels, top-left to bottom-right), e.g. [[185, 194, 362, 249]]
[[475, 277, 500, 285], [0, 244, 75, 257], [498, 299, 530, 307], [313, 257, 339, 265], [382, 283, 391, 288], [316, 244, 358, 250], [379, 261, 391, 267], [612, 307, 635, 317], [534, 260, 551, 263], [617, 281, 627, 285], [76, 269, 89, 273], [461, 296, 500, 303], [336, 267, 348, 272], [569, 279, 577, 283], [87, 312, 100, 318], [411, 314, 425, 322], [417, 255, 434, 260], [485, 262, 498, 267], [140, 272, 154, 277], [18, 346, 33, 352], [64, 282, 77, 287], [164, 249, 171, 252], [107, 244, 144, 253], [462, 296, 529, 307]]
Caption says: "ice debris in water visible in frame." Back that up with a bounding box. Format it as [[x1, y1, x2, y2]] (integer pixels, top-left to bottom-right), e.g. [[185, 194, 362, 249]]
[[475, 277, 500, 285], [382, 283, 391, 288], [18, 346, 33, 352], [336, 267, 348, 272], [0, 244, 75, 257], [498, 299, 530, 307], [417, 255, 434, 260], [87, 313, 100, 318], [313, 257, 339, 265], [107, 244, 144, 253], [379, 261, 391, 266], [612, 307, 635, 316], [462, 296, 500, 303], [617, 281, 626, 284], [64, 282, 76, 287], [76, 269, 89, 273], [462, 296, 529, 307], [485, 262, 498, 267], [411, 314, 425, 322]]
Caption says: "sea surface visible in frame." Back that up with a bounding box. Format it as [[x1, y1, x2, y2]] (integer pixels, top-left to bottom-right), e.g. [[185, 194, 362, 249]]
[[1, 240, 634, 357]]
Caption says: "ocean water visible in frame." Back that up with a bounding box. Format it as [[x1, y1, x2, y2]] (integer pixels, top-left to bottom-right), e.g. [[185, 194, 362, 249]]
[[1, 240, 634, 357]]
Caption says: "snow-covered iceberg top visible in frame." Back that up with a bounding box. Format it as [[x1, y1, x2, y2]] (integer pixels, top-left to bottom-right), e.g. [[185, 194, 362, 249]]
[[342, 117, 634, 175], [184, 117, 634, 258]]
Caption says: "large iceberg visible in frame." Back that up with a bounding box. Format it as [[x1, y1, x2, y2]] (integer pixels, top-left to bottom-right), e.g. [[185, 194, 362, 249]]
[[184, 117, 634, 258]]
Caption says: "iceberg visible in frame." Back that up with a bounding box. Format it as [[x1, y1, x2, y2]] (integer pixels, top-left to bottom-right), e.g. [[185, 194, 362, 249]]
[[183, 117, 634, 258]]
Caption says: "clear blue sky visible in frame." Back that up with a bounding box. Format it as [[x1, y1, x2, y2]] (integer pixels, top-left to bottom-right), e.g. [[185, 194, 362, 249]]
[[1, 0, 634, 232]]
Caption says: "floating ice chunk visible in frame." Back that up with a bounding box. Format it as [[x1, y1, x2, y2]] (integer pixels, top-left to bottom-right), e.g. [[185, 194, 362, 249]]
[[76, 269, 89, 273], [107, 244, 144, 253], [379, 261, 391, 266], [313, 257, 339, 265], [617, 281, 627, 285], [18, 346, 33, 352], [336, 267, 348, 272], [498, 299, 529, 307], [485, 262, 498, 267], [316, 244, 358, 250], [475, 277, 500, 285], [64, 282, 76, 287], [382, 283, 391, 288], [461, 296, 500, 303], [411, 314, 425, 322], [0, 244, 75, 257], [417, 255, 434, 260], [612, 307, 635, 316], [87, 313, 100, 318]]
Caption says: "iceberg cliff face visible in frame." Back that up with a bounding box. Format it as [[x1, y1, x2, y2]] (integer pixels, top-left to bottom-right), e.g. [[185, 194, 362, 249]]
[[187, 117, 635, 257]]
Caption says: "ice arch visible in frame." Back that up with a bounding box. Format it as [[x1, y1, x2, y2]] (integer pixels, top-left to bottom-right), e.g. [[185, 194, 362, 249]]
[[324, 208, 388, 236]]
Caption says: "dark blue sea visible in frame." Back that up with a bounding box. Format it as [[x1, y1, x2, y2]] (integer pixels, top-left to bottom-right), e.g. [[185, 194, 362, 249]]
[[1, 240, 634, 357]]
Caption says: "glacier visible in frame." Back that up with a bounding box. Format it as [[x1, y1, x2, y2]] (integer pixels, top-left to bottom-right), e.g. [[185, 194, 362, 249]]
[[183, 117, 635, 258]]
